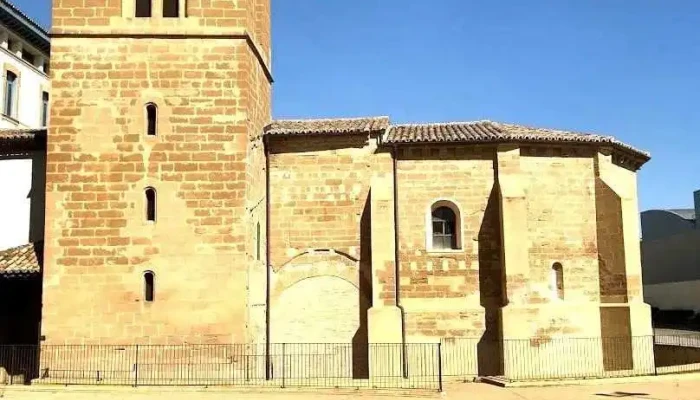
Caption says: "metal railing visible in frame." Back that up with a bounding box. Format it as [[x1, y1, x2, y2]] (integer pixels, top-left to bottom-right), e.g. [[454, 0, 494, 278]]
[[0, 343, 442, 391], [3, 333, 700, 388], [441, 333, 700, 382]]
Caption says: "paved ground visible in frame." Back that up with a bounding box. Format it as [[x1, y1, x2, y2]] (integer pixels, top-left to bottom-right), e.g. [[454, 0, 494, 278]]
[[4, 375, 700, 400]]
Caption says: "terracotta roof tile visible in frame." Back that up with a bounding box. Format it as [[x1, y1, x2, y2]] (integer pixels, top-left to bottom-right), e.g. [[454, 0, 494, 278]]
[[0, 128, 46, 152], [265, 116, 390, 136], [383, 120, 649, 160], [0, 242, 42, 276]]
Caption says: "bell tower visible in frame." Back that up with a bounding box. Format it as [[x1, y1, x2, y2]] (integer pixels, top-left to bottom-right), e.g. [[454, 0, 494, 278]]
[[43, 0, 271, 344]]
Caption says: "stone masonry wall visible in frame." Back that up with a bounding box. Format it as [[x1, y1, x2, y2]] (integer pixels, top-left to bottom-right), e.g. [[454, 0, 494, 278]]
[[242, 9, 272, 343], [52, 0, 266, 37], [516, 147, 600, 337], [268, 135, 391, 269], [267, 135, 391, 343], [396, 146, 497, 339], [44, 0, 271, 344]]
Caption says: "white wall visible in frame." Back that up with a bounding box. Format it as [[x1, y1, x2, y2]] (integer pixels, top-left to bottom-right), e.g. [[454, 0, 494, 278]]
[[644, 280, 700, 313], [0, 23, 50, 129], [0, 157, 33, 250]]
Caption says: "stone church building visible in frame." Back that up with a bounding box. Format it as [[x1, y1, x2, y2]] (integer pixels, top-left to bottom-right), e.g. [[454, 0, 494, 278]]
[[0, 0, 655, 380]]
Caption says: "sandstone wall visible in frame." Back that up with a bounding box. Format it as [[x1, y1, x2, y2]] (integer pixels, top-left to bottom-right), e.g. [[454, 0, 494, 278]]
[[267, 135, 390, 343], [43, 0, 271, 345], [395, 146, 498, 340], [504, 147, 600, 338]]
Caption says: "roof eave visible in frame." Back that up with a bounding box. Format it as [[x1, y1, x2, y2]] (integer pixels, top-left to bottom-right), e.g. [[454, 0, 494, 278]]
[[0, 1, 50, 55], [382, 138, 650, 171]]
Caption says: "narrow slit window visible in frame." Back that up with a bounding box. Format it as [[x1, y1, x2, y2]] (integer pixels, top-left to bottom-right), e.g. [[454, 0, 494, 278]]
[[163, 0, 179, 17], [146, 103, 157, 136], [145, 187, 156, 222], [552, 262, 564, 300], [256, 222, 261, 261], [144, 271, 155, 302], [135, 0, 152, 17]]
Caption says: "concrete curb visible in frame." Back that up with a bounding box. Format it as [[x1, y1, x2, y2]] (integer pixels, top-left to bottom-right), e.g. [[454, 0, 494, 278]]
[[479, 371, 700, 388], [0, 384, 441, 398]]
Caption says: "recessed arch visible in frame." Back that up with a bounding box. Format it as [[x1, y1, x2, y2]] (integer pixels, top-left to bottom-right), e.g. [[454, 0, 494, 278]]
[[425, 199, 463, 251], [276, 248, 359, 272], [271, 250, 360, 301]]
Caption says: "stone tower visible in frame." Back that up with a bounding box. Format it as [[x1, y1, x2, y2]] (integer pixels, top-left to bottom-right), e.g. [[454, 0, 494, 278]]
[[43, 0, 271, 345]]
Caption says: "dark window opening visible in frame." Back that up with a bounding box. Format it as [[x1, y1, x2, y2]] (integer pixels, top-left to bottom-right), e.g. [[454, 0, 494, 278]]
[[432, 206, 457, 250], [553, 262, 564, 300], [41, 91, 49, 126], [135, 0, 152, 17], [4, 71, 17, 117], [163, 0, 179, 17], [145, 187, 156, 222], [144, 271, 155, 302], [146, 103, 157, 136], [21, 51, 34, 65], [256, 222, 261, 261]]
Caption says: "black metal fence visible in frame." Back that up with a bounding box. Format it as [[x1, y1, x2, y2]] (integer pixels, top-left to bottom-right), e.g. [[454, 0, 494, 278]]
[[3, 333, 700, 389], [0, 343, 442, 391], [440, 333, 700, 382]]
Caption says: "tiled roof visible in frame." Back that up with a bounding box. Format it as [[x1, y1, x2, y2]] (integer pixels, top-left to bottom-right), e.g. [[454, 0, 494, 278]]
[[0, 128, 46, 152], [383, 120, 650, 160], [265, 116, 390, 136], [0, 242, 42, 276]]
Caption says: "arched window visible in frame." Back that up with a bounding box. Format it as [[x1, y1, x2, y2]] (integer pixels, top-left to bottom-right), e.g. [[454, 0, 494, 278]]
[[552, 262, 564, 300], [256, 222, 261, 261], [135, 0, 152, 17], [163, 0, 179, 17], [144, 271, 155, 302], [145, 187, 156, 222], [146, 103, 157, 136], [429, 201, 461, 250]]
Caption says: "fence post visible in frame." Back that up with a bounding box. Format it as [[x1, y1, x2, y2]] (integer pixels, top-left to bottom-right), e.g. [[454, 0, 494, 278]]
[[134, 345, 139, 387], [281, 343, 285, 388], [652, 334, 658, 376], [437, 342, 443, 393], [9, 346, 15, 385]]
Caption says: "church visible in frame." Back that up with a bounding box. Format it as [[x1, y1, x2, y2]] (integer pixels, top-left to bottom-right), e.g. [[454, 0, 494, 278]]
[[0, 0, 655, 382]]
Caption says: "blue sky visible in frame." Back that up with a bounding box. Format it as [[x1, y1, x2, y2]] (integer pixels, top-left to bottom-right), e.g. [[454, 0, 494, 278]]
[[16, 0, 700, 212]]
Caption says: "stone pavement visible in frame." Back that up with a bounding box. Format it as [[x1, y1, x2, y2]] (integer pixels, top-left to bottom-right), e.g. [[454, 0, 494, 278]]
[[4, 376, 700, 400]]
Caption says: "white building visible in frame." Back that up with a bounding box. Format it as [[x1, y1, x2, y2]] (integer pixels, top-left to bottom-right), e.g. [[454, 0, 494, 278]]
[[0, 0, 49, 254]]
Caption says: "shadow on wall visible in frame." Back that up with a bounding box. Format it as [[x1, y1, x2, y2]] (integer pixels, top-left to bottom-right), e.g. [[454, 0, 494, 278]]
[[0, 273, 43, 384], [28, 151, 46, 245], [352, 193, 372, 379], [0, 344, 39, 385], [655, 344, 700, 367], [595, 176, 634, 371], [477, 184, 504, 376], [595, 178, 628, 304]]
